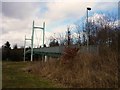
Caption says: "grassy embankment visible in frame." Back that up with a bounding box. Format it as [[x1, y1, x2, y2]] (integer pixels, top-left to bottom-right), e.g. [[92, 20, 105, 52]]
[[2, 61, 64, 88]]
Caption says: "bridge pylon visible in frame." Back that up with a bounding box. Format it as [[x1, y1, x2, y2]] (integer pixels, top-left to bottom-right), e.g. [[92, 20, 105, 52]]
[[24, 21, 45, 62], [31, 21, 45, 62]]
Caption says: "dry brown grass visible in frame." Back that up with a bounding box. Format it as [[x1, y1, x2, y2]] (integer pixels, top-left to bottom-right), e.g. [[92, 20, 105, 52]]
[[30, 47, 118, 88]]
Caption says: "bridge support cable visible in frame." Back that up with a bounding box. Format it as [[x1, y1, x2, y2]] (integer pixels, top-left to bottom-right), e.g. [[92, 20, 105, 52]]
[[31, 21, 45, 62], [24, 35, 32, 62]]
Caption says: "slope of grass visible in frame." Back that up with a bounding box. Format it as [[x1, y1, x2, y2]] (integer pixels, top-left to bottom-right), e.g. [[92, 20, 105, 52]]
[[2, 61, 62, 88]]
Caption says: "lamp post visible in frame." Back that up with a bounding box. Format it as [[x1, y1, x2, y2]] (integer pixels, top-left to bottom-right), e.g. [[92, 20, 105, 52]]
[[86, 7, 91, 51]]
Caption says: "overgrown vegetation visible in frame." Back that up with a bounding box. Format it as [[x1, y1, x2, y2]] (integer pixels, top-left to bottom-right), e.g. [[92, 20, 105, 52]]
[[1, 11, 119, 88], [30, 46, 118, 88]]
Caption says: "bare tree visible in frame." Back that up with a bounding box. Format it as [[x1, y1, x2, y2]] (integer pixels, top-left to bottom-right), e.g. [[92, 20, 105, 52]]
[[75, 24, 81, 45], [58, 33, 66, 46]]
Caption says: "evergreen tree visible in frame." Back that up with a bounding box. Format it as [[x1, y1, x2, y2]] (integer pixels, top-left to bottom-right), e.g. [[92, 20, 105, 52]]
[[13, 44, 18, 49], [4, 41, 11, 49]]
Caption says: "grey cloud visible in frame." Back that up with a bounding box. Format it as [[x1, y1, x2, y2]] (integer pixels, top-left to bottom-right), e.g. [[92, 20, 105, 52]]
[[2, 2, 39, 19], [2, 28, 8, 34]]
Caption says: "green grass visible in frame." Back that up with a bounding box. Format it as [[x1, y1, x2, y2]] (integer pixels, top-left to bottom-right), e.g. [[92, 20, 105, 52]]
[[2, 61, 61, 88]]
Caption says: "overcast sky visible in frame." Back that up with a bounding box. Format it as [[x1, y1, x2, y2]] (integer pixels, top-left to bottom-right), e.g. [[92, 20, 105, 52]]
[[1, 0, 119, 48]]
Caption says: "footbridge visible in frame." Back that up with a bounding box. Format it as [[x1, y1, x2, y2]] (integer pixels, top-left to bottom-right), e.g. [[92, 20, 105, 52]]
[[24, 21, 98, 61], [25, 45, 98, 60]]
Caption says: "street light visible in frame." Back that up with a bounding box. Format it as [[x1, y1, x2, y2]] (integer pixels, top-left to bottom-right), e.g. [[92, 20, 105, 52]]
[[87, 7, 91, 10], [86, 7, 91, 52]]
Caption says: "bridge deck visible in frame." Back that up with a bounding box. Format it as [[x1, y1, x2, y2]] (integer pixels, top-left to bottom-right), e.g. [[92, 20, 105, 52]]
[[25, 45, 99, 56]]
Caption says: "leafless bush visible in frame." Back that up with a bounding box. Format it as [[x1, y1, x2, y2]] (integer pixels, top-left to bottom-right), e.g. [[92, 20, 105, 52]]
[[60, 47, 79, 65]]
